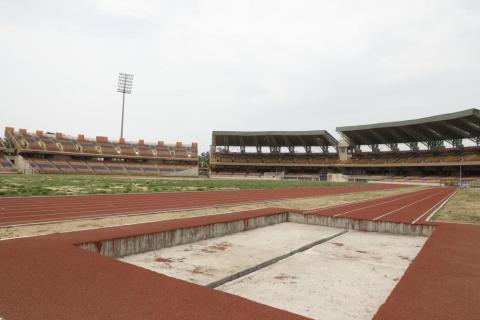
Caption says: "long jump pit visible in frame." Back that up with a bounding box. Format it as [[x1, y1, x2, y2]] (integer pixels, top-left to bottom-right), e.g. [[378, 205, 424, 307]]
[[2, 202, 478, 320], [118, 222, 426, 320]]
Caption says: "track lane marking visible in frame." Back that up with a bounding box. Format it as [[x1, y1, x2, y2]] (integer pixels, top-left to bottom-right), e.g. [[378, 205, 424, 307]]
[[372, 190, 447, 221], [411, 189, 457, 224], [331, 189, 435, 218]]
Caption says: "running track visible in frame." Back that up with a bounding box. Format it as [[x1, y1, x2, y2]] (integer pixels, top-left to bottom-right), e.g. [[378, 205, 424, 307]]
[[1, 186, 478, 319], [0, 184, 404, 226], [306, 186, 456, 224]]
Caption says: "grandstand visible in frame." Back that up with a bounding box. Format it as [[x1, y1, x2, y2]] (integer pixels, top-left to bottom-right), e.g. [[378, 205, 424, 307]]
[[210, 131, 339, 179], [0, 139, 17, 174], [211, 109, 480, 183], [4, 128, 198, 177]]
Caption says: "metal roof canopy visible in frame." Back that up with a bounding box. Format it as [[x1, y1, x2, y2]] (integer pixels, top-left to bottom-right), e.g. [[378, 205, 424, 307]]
[[336, 108, 480, 146], [212, 130, 338, 148]]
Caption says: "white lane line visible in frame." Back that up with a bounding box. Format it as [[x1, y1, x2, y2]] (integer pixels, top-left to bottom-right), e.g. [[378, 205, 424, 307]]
[[372, 190, 446, 221], [331, 189, 434, 218], [412, 190, 457, 224]]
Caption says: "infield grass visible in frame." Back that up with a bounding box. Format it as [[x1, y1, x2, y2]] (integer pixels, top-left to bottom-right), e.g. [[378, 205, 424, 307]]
[[0, 174, 353, 197], [433, 188, 480, 224]]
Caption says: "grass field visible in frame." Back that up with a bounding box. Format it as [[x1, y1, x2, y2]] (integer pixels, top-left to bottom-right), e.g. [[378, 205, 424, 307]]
[[433, 188, 480, 224], [0, 175, 353, 197]]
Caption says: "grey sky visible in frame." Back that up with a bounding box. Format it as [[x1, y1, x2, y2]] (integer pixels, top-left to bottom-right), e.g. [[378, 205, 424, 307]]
[[1, 1, 479, 151]]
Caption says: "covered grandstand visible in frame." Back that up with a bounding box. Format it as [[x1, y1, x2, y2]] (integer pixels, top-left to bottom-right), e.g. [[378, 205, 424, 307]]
[[210, 131, 339, 179], [4, 128, 199, 177], [336, 108, 480, 178], [211, 109, 480, 183]]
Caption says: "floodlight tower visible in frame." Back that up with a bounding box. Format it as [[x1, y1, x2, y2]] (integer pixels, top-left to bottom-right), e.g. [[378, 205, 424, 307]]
[[117, 73, 134, 140]]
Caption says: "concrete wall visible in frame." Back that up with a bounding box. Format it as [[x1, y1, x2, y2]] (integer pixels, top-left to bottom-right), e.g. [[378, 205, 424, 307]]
[[14, 155, 34, 174], [288, 213, 435, 237], [79, 211, 436, 259], [80, 213, 288, 257]]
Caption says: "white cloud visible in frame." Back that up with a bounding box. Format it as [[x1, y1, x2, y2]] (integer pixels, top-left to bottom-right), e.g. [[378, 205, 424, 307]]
[[1, 0, 479, 149]]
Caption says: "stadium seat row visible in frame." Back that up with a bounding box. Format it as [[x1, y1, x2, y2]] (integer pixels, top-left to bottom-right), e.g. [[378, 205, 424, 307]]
[[26, 158, 196, 176]]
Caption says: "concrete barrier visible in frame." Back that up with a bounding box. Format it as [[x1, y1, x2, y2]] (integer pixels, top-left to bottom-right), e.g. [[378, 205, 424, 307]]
[[80, 213, 288, 257], [288, 213, 435, 236], [79, 211, 435, 258]]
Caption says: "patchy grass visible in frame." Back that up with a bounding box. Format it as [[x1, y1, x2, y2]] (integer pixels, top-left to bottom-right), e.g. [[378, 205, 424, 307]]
[[0, 175, 354, 197], [433, 188, 480, 224]]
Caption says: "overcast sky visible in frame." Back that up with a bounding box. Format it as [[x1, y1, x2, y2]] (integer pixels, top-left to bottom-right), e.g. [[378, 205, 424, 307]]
[[1, 1, 479, 151]]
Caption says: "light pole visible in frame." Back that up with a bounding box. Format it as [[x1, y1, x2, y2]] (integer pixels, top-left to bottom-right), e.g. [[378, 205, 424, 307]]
[[117, 73, 134, 140]]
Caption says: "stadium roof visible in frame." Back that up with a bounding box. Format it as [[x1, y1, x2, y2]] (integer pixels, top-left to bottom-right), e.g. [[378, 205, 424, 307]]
[[336, 108, 480, 145], [212, 130, 338, 148]]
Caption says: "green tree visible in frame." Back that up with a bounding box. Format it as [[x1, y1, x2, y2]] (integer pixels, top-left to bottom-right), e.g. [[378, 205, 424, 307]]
[[199, 152, 210, 169]]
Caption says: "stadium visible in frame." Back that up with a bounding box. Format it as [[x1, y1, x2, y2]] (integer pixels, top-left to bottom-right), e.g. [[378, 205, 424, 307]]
[[1, 108, 479, 320], [211, 108, 480, 184]]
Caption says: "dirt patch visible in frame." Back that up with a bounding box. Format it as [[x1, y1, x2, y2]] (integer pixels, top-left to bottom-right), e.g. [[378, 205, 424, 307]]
[[155, 257, 174, 264], [190, 266, 213, 276], [274, 273, 298, 281], [201, 241, 232, 253]]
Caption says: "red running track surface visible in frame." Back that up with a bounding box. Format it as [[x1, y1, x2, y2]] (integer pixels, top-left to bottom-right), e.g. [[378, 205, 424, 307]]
[[374, 222, 480, 320], [0, 184, 403, 226], [0, 188, 479, 319], [306, 187, 456, 224]]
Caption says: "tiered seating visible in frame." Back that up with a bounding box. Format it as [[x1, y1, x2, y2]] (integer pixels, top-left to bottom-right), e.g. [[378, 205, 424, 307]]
[[86, 161, 111, 174], [122, 162, 144, 175], [5, 128, 198, 161], [67, 160, 94, 174], [104, 162, 127, 175], [50, 159, 76, 174], [97, 143, 119, 156], [212, 152, 339, 165], [4, 127, 198, 177], [0, 156, 16, 173], [138, 145, 155, 157], [29, 159, 62, 174], [142, 163, 160, 175], [13, 130, 45, 151], [77, 140, 101, 154], [346, 147, 480, 165], [115, 142, 137, 156]]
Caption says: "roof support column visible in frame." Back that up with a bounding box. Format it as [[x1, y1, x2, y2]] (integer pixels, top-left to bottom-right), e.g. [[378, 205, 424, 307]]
[[269, 146, 281, 153], [370, 144, 380, 153], [304, 145, 312, 154], [426, 140, 444, 151], [406, 142, 419, 151], [447, 139, 464, 150], [321, 146, 329, 154], [288, 146, 295, 154], [352, 145, 362, 154], [387, 143, 399, 152], [469, 137, 480, 147]]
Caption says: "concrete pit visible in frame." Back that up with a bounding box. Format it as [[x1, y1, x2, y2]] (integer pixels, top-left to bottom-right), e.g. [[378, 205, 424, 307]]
[[118, 222, 426, 320]]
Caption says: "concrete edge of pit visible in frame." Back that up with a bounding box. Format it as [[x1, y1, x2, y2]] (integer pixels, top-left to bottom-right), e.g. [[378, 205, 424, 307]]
[[78, 212, 435, 258]]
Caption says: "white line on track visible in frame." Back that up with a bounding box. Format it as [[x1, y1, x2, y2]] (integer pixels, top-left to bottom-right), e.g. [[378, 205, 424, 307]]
[[331, 189, 434, 218], [303, 188, 431, 213], [412, 190, 457, 224], [372, 190, 447, 221]]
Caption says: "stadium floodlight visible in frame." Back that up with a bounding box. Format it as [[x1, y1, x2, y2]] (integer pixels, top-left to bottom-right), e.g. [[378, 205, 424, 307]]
[[117, 73, 134, 140]]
